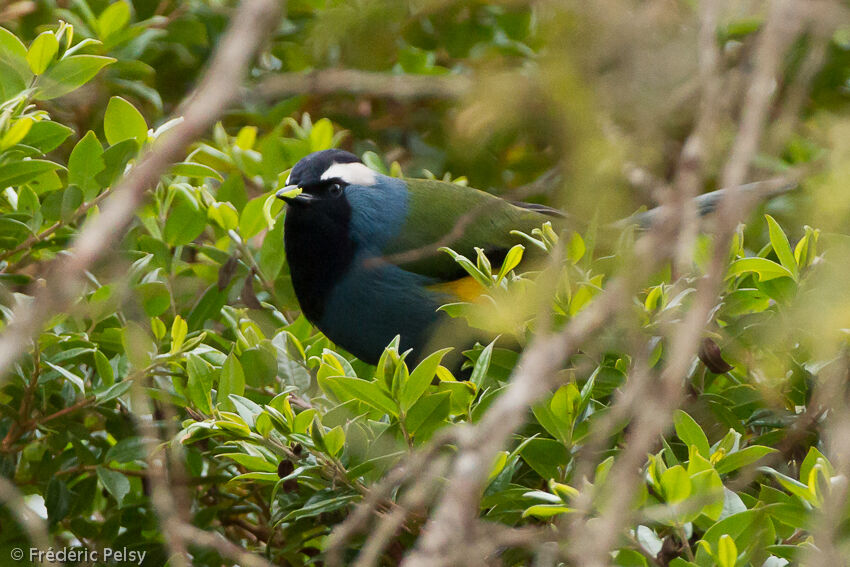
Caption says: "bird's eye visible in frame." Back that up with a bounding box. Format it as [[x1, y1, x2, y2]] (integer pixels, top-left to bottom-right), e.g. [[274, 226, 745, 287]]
[[328, 183, 343, 197]]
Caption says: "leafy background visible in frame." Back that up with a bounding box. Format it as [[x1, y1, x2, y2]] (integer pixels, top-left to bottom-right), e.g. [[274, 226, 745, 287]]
[[0, 1, 849, 566]]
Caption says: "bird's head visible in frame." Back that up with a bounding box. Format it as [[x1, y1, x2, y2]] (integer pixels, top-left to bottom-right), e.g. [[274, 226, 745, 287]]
[[278, 149, 409, 253], [276, 149, 378, 209]]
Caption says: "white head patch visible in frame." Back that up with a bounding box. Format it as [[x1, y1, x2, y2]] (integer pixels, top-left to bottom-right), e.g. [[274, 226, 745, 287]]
[[320, 162, 377, 187]]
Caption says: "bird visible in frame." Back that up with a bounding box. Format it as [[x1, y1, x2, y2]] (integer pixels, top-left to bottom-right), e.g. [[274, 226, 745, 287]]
[[276, 149, 795, 366], [276, 149, 564, 366]]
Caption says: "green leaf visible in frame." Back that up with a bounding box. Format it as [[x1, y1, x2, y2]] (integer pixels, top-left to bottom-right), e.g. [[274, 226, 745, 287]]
[[94, 381, 131, 403], [135, 281, 170, 317], [163, 187, 206, 246], [21, 120, 73, 153], [258, 209, 286, 279], [522, 504, 572, 518], [97, 1, 131, 40], [170, 315, 187, 353], [322, 376, 398, 417], [800, 446, 833, 484], [567, 231, 586, 264], [400, 348, 452, 411], [520, 438, 569, 479], [238, 196, 268, 238], [45, 478, 71, 525], [674, 410, 710, 459], [93, 350, 114, 387], [495, 244, 524, 283], [715, 446, 777, 475], [217, 353, 245, 411], [122, 321, 154, 368], [439, 247, 492, 288], [690, 468, 724, 521], [765, 214, 798, 279], [0, 116, 33, 150], [282, 493, 358, 521], [187, 284, 229, 331], [759, 467, 817, 505], [469, 338, 496, 387], [96, 467, 131, 507], [35, 55, 115, 100], [228, 395, 263, 427], [105, 437, 146, 463], [309, 118, 334, 151], [240, 345, 278, 388], [104, 96, 147, 146], [324, 425, 345, 457], [186, 354, 214, 414], [44, 361, 85, 394], [0, 159, 63, 188], [27, 31, 59, 75], [219, 453, 277, 472], [0, 26, 32, 82], [728, 257, 794, 282], [208, 201, 238, 231], [96, 139, 137, 186], [405, 391, 451, 437], [68, 131, 105, 200], [229, 472, 279, 484], [716, 534, 737, 567], [660, 465, 690, 504], [170, 162, 224, 181]]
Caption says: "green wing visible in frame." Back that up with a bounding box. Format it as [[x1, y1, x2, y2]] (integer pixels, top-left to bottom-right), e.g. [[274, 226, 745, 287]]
[[383, 178, 562, 281]]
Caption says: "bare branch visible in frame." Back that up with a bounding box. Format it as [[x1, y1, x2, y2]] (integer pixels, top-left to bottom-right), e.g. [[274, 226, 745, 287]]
[[253, 69, 473, 101]]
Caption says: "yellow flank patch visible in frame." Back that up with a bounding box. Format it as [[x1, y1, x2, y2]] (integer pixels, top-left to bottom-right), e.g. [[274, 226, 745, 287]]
[[428, 276, 485, 302]]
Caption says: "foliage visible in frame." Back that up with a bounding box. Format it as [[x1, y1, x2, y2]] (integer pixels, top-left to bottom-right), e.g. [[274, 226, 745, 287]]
[[0, 1, 849, 566]]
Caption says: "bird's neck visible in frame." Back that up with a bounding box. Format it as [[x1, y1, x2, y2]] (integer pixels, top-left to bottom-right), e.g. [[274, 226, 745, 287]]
[[284, 207, 356, 323]]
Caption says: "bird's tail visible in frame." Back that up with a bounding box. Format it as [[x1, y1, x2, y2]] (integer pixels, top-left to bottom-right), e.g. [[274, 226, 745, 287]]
[[622, 178, 797, 228]]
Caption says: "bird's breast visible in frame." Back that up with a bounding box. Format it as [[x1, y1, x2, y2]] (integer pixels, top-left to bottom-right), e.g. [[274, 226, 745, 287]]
[[319, 257, 444, 364], [283, 207, 355, 324]]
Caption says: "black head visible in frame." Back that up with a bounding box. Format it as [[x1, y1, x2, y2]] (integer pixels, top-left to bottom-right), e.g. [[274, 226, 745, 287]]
[[287, 149, 361, 188], [276, 149, 377, 207]]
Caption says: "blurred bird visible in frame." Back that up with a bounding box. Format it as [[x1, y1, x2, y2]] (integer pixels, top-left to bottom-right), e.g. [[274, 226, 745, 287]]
[[277, 149, 793, 366]]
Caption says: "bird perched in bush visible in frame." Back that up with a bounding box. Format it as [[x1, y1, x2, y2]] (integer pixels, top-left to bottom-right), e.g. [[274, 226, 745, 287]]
[[277, 149, 793, 366], [277, 149, 559, 365]]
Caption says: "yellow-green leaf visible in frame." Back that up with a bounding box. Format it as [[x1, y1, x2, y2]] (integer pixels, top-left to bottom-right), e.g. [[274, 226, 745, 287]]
[[727, 257, 793, 281], [765, 214, 797, 279], [716, 534, 737, 567], [27, 31, 58, 75], [104, 96, 147, 146]]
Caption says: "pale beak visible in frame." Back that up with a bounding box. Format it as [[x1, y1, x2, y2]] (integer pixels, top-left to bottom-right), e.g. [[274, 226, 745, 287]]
[[275, 185, 317, 205]]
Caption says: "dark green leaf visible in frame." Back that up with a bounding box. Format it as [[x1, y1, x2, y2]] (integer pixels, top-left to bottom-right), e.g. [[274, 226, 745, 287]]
[[96, 467, 131, 507]]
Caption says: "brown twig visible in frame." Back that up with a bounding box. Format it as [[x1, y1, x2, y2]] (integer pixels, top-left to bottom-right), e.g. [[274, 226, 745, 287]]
[[253, 69, 473, 101]]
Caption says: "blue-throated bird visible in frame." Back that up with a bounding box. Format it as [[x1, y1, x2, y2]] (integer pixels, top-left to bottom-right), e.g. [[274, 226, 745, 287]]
[[276, 149, 793, 366]]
